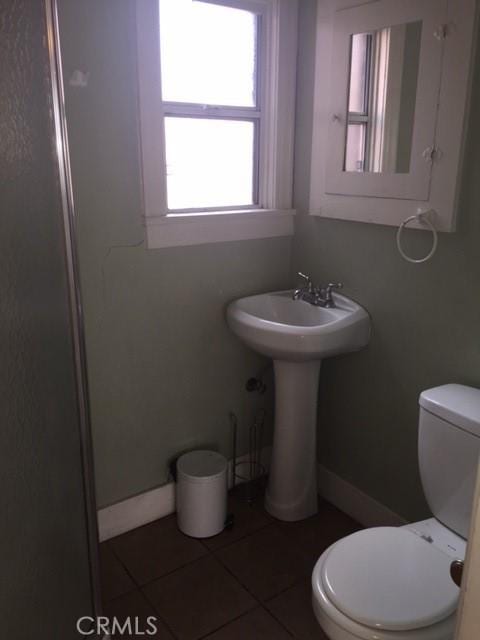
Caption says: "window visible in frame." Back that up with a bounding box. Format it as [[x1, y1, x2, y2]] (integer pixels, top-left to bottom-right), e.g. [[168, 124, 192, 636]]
[[136, 0, 297, 248], [160, 0, 259, 211]]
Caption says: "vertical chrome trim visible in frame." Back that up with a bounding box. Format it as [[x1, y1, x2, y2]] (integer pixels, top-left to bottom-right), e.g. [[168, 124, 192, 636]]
[[44, 0, 101, 618]]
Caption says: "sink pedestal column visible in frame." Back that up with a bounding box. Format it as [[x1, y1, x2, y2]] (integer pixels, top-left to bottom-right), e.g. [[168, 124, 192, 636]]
[[265, 360, 321, 521]]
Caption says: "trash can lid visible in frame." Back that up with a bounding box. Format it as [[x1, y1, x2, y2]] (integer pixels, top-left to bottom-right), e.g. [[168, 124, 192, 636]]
[[177, 450, 227, 482]]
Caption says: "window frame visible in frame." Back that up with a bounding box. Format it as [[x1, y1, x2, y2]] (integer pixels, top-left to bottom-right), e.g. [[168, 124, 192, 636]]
[[344, 32, 373, 173], [136, 0, 297, 248], [163, 112, 261, 214]]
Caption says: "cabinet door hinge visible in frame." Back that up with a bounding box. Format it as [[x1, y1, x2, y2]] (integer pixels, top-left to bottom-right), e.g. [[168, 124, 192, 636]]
[[422, 146, 443, 163], [434, 23, 453, 40]]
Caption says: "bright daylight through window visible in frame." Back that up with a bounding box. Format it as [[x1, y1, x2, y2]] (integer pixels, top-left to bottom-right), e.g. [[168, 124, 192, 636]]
[[160, 0, 258, 211], [136, 0, 297, 247]]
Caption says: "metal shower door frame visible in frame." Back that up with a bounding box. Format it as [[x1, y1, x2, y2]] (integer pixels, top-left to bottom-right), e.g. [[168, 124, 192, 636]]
[[44, 0, 102, 624]]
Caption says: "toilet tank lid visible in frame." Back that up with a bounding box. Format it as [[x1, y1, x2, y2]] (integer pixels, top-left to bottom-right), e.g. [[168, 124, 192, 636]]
[[419, 384, 480, 437]]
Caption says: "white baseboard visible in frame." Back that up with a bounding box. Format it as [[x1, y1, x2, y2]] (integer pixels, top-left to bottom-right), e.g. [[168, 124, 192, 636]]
[[98, 453, 404, 542], [98, 447, 272, 542], [317, 464, 407, 528], [97, 483, 175, 542]]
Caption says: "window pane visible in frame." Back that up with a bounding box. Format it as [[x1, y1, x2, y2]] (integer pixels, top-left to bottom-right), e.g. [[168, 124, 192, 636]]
[[348, 33, 370, 114], [344, 123, 366, 172], [160, 0, 257, 107], [165, 118, 255, 210]]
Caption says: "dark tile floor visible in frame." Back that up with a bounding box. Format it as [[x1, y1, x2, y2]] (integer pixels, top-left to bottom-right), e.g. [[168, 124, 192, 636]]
[[100, 490, 361, 640]]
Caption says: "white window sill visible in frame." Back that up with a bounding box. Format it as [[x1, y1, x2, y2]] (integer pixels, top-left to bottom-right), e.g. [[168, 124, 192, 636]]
[[144, 209, 296, 249]]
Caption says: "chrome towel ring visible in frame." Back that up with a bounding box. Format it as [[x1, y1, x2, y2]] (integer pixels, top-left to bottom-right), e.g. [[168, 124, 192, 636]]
[[396, 210, 438, 264]]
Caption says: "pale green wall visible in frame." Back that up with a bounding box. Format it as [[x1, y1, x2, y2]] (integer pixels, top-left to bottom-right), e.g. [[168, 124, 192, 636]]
[[59, 0, 480, 521], [294, 0, 480, 520], [58, 0, 290, 508]]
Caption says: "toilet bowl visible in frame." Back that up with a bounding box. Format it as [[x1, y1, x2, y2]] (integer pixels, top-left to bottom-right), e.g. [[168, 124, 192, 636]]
[[312, 384, 480, 640]]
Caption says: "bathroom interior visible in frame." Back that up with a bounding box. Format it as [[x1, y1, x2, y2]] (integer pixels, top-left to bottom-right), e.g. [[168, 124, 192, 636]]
[[4, 0, 480, 638]]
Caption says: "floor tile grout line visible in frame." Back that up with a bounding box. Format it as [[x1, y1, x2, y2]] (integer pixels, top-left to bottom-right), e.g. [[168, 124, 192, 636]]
[[100, 501, 361, 639], [104, 503, 272, 589], [106, 539, 148, 588], [139, 552, 260, 640], [212, 520, 314, 603], [134, 553, 209, 590], [104, 517, 344, 597], [111, 521, 276, 591], [107, 528, 268, 637], [195, 603, 259, 640], [200, 518, 274, 553], [208, 553, 264, 606], [140, 585, 181, 640], [106, 529, 254, 595], [261, 574, 309, 605], [194, 602, 298, 640], [101, 583, 139, 607], [102, 586, 180, 640], [107, 540, 209, 590], [102, 575, 303, 640], [210, 542, 307, 606], [262, 604, 297, 638], [259, 603, 297, 639], [137, 552, 265, 637]]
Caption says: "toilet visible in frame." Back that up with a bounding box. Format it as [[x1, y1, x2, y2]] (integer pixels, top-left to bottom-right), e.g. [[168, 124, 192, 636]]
[[312, 384, 480, 640]]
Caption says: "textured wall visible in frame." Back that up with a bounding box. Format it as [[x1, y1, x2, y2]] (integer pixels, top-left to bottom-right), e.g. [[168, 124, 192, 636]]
[[57, 0, 291, 508], [293, 0, 480, 520], [0, 0, 93, 637]]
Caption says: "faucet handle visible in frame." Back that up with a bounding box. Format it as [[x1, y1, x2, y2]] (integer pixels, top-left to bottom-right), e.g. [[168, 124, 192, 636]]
[[323, 282, 343, 308], [297, 272, 314, 292], [325, 282, 343, 294], [297, 272, 311, 284]]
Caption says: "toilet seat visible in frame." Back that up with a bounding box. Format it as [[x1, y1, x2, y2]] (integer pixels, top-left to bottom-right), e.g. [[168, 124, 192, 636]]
[[312, 526, 460, 640], [322, 527, 459, 631]]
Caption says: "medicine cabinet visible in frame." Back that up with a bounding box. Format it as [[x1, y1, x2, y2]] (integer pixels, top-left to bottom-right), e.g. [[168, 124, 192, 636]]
[[309, 0, 477, 231]]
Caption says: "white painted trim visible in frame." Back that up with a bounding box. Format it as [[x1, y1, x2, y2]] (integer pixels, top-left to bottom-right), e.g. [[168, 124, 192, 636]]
[[317, 464, 407, 528], [309, 0, 478, 232], [98, 455, 404, 541], [98, 483, 175, 543], [259, 0, 298, 209], [145, 209, 295, 249], [135, 0, 168, 219], [136, 0, 298, 246], [325, 0, 439, 201], [98, 447, 272, 541]]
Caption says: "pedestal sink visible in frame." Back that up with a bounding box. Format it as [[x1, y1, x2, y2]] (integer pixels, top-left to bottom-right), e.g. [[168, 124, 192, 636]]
[[226, 290, 370, 522]]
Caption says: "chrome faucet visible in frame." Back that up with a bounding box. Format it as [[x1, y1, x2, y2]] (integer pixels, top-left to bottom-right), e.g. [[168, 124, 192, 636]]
[[293, 272, 315, 300], [293, 272, 343, 308]]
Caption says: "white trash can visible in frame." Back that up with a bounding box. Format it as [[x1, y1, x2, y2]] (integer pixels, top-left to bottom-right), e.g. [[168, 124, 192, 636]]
[[176, 450, 228, 538]]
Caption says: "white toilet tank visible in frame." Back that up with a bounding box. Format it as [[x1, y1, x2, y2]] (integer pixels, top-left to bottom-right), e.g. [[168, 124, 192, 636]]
[[419, 384, 480, 539]]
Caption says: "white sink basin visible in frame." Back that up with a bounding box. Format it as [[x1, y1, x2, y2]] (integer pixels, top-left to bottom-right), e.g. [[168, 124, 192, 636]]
[[226, 289, 371, 522], [227, 290, 370, 361]]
